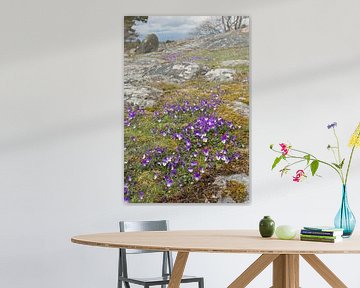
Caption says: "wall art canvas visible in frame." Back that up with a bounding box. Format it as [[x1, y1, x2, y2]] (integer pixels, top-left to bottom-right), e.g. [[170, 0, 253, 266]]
[[124, 16, 250, 203]]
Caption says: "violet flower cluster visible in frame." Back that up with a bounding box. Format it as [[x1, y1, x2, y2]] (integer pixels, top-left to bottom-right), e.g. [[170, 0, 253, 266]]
[[124, 89, 243, 203]]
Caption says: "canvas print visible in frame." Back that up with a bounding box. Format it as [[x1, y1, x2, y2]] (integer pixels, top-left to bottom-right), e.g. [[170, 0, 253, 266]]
[[124, 16, 250, 203]]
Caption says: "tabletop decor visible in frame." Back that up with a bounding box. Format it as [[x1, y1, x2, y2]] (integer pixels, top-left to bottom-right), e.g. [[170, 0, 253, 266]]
[[275, 225, 297, 240], [300, 226, 343, 243], [259, 216, 275, 237], [124, 16, 250, 203], [270, 122, 360, 237]]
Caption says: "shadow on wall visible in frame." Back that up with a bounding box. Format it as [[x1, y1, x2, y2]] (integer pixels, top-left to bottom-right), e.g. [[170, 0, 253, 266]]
[[256, 56, 360, 92], [0, 113, 121, 154]]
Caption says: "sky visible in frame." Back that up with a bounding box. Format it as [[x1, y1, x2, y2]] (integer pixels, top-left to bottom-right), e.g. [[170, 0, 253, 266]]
[[135, 16, 211, 41]]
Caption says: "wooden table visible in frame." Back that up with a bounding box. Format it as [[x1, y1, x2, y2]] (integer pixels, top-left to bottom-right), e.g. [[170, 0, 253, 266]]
[[71, 230, 360, 288]]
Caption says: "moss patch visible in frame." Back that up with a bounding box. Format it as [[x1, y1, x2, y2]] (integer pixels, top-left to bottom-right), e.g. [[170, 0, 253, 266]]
[[221, 180, 248, 203]]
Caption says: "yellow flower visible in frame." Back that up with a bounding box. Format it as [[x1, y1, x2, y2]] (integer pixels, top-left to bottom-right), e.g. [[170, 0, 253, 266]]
[[349, 122, 360, 147]]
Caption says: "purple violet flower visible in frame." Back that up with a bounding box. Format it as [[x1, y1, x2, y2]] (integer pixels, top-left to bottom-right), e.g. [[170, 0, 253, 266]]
[[233, 152, 240, 160], [164, 176, 173, 188], [174, 133, 183, 140], [185, 139, 191, 150], [327, 122, 337, 129], [194, 171, 201, 181], [222, 156, 230, 164], [221, 133, 228, 144]]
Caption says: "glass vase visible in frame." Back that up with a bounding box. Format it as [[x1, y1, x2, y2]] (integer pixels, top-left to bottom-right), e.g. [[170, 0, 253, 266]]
[[334, 185, 356, 237]]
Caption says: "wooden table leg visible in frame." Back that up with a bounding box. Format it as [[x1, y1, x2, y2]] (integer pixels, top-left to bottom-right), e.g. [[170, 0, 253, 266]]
[[301, 254, 347, 288], [168, 252, 189, 288], [272, 254, 299, 288], [228, 254, 279, 288]]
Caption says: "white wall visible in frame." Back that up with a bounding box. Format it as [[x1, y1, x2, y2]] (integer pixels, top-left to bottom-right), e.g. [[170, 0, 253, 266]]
[[1, 0, 360, 287]]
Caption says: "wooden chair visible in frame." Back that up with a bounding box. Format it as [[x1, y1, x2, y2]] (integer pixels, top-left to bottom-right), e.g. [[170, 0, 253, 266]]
[[118, 220, 204, 288]]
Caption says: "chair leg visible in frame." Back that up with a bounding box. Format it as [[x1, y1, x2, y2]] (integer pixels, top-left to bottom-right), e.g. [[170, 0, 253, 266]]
[[199, 278, 204, 288]]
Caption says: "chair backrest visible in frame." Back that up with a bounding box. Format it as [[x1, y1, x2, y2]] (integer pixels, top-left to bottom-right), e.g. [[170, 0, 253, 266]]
[[119, 220, 169, 254], [118, 220, 173, 283]]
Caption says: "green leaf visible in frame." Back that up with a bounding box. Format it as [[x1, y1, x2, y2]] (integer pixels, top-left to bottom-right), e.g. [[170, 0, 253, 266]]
[[332, 159, 345, 169], [332, 162, 341, 169], [271, 156, 282, 170], [280, 167, 290, 177], [339, 159, 345, 169], [269, 144, 274, 149], [304, 154, 311, 164], [310, 160, 319, 176]]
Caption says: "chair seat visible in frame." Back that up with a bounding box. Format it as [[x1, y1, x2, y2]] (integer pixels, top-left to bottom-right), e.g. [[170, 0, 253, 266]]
[[119, 275, 203, 286]]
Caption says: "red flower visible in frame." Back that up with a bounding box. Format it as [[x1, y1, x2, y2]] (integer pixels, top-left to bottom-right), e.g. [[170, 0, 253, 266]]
[[293, 170, 305, 182], [279, 143, 289, 155]]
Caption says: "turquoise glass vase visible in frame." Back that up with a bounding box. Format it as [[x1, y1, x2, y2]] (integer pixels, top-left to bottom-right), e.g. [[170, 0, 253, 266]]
[[334, 185, 356, 237]]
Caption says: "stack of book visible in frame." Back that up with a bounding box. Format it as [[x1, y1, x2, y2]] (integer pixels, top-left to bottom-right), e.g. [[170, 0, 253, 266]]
[[300, 226, 344, 243]]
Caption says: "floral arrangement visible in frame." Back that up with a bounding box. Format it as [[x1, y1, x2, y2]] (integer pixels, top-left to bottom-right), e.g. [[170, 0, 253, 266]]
[[270, 122, 360, 185]]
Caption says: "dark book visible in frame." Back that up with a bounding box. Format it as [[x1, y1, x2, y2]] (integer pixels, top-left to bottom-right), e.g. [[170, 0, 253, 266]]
[[301, 229, 343, 237]]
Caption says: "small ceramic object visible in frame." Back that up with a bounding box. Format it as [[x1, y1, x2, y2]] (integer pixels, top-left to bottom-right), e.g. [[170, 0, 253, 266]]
[[259, 216, 275, 237], [275, 225, 297, 240]]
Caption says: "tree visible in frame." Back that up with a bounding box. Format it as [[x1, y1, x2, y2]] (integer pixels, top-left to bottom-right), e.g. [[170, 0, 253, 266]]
[[191, 16, 249, 38], [124, 16, 148, 42], [221, 16, 249, 32], [190, 17, 223, 37]]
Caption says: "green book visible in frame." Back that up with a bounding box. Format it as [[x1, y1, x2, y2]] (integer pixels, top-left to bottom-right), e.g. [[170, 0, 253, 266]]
[[300, 234, 340, 240], [300, 236, 342, 243]]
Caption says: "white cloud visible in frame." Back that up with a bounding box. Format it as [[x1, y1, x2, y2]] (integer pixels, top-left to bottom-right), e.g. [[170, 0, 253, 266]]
[[135, 16, 211, 41]]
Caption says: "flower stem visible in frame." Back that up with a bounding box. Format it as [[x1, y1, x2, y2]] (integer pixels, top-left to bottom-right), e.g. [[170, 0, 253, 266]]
[[332, 128, 345, 182], [333, 128, 342, 164], [284, 154, 344, 182], [345, 145, 356, 185], [291, 148, 317, 159], [270, 147, 343, 181]]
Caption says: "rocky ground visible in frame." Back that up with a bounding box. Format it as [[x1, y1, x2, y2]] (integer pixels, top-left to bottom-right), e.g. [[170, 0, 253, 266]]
[[124, 30, 250, 203]]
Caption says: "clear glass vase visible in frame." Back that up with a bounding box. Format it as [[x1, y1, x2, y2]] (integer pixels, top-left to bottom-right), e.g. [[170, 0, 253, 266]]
[[334, 185, 356, 237]]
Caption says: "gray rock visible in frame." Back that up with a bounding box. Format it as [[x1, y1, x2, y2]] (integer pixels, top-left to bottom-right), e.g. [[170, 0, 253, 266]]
[[213, 173, 249, 189], [221, 59, 249, 67], [230, 100, 250, 117], [205, 68, 236, 82], [172, 63, 201, 80], [124, 84, 162, 108], [219, 196, 236, 203], [147, 62, 207, 82], [198, 30, 249, 49], [136, 33, 159, 54]]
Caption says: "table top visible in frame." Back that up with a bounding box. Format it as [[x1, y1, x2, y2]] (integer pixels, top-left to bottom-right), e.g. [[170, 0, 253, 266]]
[[71, 230, 360, 254]]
